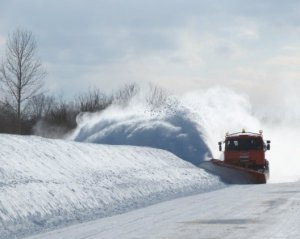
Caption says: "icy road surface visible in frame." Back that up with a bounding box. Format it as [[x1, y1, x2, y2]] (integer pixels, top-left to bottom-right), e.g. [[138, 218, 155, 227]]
[[27, 182, 300, 239]]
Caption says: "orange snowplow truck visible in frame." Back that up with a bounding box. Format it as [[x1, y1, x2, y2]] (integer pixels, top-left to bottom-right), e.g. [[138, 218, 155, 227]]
[[219, 130, 270, 174], [201, 129, 271, 184]]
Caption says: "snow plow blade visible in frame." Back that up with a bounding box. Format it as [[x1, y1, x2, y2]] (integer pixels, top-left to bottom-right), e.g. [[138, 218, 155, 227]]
[[200, 159, 268, 184]]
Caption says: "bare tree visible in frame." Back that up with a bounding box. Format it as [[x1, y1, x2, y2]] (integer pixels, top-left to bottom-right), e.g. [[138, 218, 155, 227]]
[[26, 94, 55, 120], [76, 88, 112, 112], [0, 29, 46, 134], [146, 84, 168, 108], [114, 83, 140, 105]]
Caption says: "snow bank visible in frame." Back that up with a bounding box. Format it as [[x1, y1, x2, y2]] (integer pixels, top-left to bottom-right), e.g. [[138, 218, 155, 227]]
[[0, 134, 222, 239]]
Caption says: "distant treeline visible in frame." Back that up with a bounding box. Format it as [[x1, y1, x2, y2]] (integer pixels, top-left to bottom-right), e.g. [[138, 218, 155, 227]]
[[0, 29, 167, 138], [0, 84, 139, 137]]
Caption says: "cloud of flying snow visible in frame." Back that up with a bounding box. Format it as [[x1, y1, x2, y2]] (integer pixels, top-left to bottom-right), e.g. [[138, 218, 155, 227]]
[[70, 85, 300, 183]]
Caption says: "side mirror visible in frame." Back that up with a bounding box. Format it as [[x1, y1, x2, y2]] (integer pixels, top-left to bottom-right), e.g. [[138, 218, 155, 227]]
[[218, 142, 222, 152], [266, 140, 271, 150]]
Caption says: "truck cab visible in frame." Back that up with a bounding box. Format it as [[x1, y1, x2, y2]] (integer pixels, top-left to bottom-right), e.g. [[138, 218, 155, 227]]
[[219, 130, 270, 173]]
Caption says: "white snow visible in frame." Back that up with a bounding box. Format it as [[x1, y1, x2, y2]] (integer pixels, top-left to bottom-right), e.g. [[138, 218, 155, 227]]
[[0, 134, 222, 239], [69, 87, 300, 183], [70, 96, 212, 166], [2, 87, 300, 239], [26, 182, 300, 239]]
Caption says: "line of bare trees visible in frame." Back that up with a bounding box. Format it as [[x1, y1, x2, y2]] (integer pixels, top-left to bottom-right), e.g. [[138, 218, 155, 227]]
[[0, 29, 135, 136], [0, 29, 164, 137], [0, 78, 139, 137]]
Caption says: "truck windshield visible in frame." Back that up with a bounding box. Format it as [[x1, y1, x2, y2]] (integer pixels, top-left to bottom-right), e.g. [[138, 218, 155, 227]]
[[225, 138, 263, 151]]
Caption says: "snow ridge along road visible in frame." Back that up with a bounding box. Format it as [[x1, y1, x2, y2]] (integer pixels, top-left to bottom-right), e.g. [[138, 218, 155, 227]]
[[0, 134, 223, 239]]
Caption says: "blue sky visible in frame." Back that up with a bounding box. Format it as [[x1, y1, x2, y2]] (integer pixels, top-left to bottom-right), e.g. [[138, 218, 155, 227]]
[[0, 0, 300, 108]]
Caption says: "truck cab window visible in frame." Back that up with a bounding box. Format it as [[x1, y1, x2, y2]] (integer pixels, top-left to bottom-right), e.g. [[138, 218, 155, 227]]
[[225, 138, 263, 151]]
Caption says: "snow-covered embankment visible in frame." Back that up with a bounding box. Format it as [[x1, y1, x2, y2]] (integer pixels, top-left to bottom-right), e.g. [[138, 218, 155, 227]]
[[0, 134, 222, 238]]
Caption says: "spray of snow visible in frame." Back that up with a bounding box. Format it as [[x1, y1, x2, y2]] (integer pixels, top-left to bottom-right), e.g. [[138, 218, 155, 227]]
[[71, 86, 300, 183], [181, 88, 300, 183], [70, 87, 211, 165]]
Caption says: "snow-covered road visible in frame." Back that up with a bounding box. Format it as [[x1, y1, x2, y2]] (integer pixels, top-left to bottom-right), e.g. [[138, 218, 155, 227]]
[[27, 182, 300, 239]]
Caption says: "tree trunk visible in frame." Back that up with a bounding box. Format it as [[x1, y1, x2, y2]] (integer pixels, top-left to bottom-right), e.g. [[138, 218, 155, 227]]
[[17, 87, 21, 134]]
